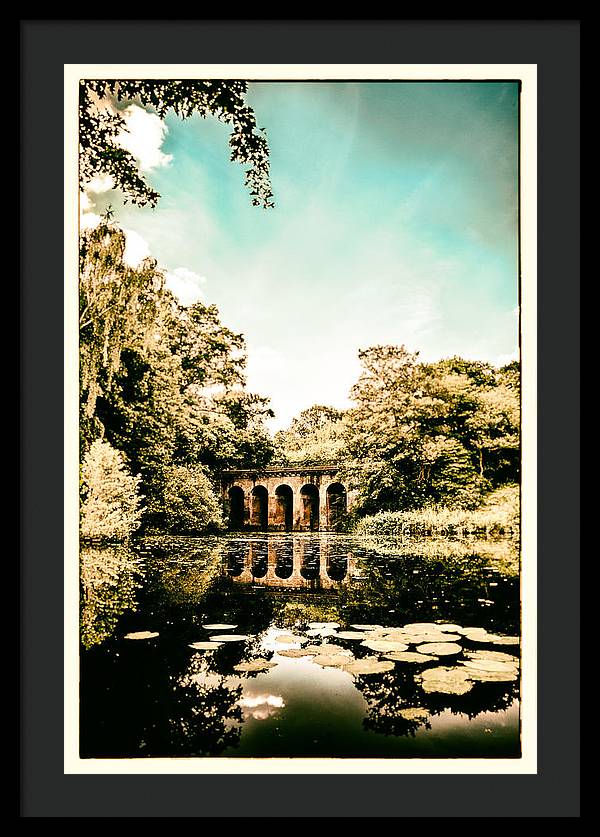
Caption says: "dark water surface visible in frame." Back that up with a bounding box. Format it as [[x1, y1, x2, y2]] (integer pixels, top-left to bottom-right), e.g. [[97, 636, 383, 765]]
[[80, 533, 520, 759]]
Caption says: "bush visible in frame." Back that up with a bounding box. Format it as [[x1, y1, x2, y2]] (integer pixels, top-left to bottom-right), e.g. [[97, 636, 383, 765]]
[[144, 464, 223, 534], [80, 439, 143, 540]]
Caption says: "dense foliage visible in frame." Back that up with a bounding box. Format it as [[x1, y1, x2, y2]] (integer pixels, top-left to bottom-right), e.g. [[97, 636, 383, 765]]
[[80, 439, 144, 540], [273, 405, 346, 465], [275, 345, 519, 516], [79, 79, 274, 208], [80, 220, 274, 535]]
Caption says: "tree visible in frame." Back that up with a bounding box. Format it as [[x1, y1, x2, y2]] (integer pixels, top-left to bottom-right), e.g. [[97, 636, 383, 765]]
[[144, 465, 223, 534], [79, 79, 274, 208], [273, 405, 347, 465], [80, 439, 143, 540]]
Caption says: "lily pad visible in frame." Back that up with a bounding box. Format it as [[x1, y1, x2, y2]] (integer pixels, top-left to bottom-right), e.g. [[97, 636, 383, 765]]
[[490, 636, 520, 646], [308, 622, 339, 629], [466, 650, 519, 664], [333, 631, 369, 640], [303, 643, 353, 656], [403, 622, 442, 631], [351, 624, 384, 631], [342, 657, 395, 676], [435, 624, 463, 632], [276, 648, 311, 658], [417, 666, 474, 695], [465, 669, 519, 682], [203, 623, 237, 630], [383, 651, 439, 664], [209, 634, 250, 642], [361, 639, 410, 653], [188, 641, 223, 651], [462, 659, 518, 673], [399, 707, 430, 721], [124, 631, 159, 640], [233, 659, 277, 673], [312, 653, 354, 668], [415, 642, 462, 656], [274, 634, 305, 644]]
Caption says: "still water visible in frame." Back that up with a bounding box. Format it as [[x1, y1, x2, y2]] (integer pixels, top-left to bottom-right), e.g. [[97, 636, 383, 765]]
[[80, 533, 521, 759]]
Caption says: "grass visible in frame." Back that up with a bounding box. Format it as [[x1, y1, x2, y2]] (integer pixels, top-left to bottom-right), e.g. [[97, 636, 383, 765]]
[[353, 484, 520, 539]]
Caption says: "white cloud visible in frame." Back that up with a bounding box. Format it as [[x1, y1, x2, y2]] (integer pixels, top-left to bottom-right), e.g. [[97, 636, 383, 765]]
[[86, 174, 115, 194], [164, 267, 207, 306], [79, 210, 101, 231], [116, 105, 173, 172], [122, 228, 151, 268]]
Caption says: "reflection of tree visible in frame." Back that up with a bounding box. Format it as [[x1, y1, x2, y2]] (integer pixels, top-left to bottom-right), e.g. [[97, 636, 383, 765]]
[[80, 545, 145, 649], [339, 545, 520, 637], [172, 654, 243, 756], [355, 665, 519, 739]]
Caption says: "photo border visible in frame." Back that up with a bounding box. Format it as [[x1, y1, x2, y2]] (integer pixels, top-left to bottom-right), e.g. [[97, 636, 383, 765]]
[[21, 19, 579, 817]]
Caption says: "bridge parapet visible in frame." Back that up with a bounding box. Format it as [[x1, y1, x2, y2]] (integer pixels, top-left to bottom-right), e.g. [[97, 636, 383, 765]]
[[220, 464, 353, 532]]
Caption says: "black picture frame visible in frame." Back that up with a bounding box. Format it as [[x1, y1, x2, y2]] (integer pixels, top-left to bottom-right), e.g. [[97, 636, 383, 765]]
[[21, 19, 580, 817]]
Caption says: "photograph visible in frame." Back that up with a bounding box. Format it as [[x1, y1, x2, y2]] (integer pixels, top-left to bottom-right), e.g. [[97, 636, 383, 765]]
[[72, 67, 530, 765]]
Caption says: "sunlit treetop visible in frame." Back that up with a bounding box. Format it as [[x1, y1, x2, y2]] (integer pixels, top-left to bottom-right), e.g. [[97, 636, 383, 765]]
[[79, 79, 274, 209]]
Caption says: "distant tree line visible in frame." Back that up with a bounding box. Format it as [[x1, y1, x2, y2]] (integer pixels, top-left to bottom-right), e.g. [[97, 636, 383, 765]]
[[275, 346, 519, 515]]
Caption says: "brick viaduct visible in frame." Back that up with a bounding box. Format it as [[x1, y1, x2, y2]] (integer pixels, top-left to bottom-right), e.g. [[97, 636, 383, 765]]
[[220, 465, 356, 532]]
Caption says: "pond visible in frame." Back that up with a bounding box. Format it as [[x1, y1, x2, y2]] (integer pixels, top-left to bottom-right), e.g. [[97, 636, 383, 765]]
[[79, 533, 521, 759]]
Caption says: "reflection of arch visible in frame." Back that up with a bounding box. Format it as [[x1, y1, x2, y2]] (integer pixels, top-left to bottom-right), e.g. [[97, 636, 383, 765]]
[[274, 484, 293, 531], [300, 484, 320, 530], [228, 486, 245, 530], [249, 541, 268, 578], [274, 541, 293, 579], [250, 485, 268, 530], [326, 555, 348, 582], [300, 540, 320, 580], [326, 483, 347, 529]]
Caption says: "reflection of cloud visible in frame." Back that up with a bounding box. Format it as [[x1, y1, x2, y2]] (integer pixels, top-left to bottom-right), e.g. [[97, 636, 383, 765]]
[[238, 694, 285, 720]]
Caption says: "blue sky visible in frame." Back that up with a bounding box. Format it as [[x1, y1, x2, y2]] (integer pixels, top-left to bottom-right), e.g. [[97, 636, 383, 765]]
[[82, 81, 520, 430]]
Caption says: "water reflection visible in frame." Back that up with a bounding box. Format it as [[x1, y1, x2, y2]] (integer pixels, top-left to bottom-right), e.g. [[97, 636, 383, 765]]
[[80, 545, 145, 649], [80, 532, 521, 758]]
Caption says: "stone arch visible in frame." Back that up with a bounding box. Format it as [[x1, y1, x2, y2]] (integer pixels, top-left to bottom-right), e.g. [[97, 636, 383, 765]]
[[250, 485, 268, 530], [274, 484, 293, 531], [326, 482, 347, 529], [227, 485, 245, 530], [300, 483, 320, 530]]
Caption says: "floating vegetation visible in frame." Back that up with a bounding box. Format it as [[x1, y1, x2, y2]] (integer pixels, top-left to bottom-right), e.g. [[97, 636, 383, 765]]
[[383, 651, 439, 664], [208, 634, 251, 642], [203, 623, 237, 630], [274, 634, 306, 644], [123, 631, 159, 640], [276, 648, 311, 659], [303, 643, 353, 657], [233, 659, 277, 673], [435, 624, 463, 632], [465, 649, 518, 664], [462, 669, 518, 683], [188, 641, 223, 651], [415, 642, 462, 656], [462, 660, 518, 673], [351, 624, 384, 631], [313, 653, 354, 668], [334, 631, 370, 640], [361, 639, 410, 653], [417, 666, 474, 695], [342, 657, 396, 676]]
